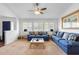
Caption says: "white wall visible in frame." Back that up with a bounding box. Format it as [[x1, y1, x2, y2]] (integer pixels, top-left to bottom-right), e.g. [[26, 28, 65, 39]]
[[0, 16, 18, 36], [0, 3, 19, 45], [19, 18, 58, 35], [58, 4, 79, 33], [5, 30, 18, 45], [0, 16, 19, 44], [0, 4, 16, 17]]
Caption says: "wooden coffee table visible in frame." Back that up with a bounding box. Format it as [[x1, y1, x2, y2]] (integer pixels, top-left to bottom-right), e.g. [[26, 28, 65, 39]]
[[30, 38, 45, 49]]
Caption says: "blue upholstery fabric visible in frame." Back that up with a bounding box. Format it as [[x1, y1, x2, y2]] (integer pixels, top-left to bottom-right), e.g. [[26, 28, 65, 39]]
[[52, 36, 61, 41], [59, 40, 72, 48], [56, 32, 60, 36], [72, 41, 79, 46], [58, 32, 64, 38], [51, 32, 79, 55], [27, 35, 49, 41]]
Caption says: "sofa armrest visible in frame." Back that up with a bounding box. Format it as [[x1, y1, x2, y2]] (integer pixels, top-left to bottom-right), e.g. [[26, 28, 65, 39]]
[[67, 41, 79, 54]]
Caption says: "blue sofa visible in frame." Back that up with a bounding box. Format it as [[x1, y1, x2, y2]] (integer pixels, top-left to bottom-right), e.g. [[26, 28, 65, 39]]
[[51, 32, 79, 55], [27, 35, 49, 41]]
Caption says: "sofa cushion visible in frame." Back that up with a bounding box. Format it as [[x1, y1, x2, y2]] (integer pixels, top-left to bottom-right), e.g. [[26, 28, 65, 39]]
[[59, 40, 72, 47], [52, 36, 62, 41], [52, 31, 57, 36], [28, 35, 35, 37], [56, 32, 60, 37], [68, 34, 77, 41], [62, 33, 69, 40], [58, 32, 64, 38], [71, 41, 79, 47], [75, 34, 79, 41]]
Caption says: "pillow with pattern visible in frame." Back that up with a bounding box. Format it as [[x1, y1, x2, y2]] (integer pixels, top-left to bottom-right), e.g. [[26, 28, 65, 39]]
[[68, 34, 77, 41]]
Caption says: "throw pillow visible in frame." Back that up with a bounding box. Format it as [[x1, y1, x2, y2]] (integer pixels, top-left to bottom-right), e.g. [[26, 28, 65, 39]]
[[62, 33, 69, 40], [68, 34, 77, 41], [58, 32, 64, 38], [75, 35, 79, 41], [52, 31, 57, 36], [56, 32, 60, 36]]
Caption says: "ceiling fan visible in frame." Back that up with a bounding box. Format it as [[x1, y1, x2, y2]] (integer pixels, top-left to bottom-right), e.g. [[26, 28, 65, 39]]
[[28, 3, 47, 15]]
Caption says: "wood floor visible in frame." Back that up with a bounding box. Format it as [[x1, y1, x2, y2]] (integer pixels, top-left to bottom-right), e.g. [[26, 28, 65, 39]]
[[0, 42, 4, 47], [0, 39, 66, 55]]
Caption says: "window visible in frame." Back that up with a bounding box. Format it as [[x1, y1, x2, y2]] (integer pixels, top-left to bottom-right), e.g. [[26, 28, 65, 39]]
[[33, 23, 39, 31], [33, 23, 43, 31], [49, 23, 54, 30], [23, 22, 54, 32], [44, 22, 49, 31], [23, 22, 32, 31]]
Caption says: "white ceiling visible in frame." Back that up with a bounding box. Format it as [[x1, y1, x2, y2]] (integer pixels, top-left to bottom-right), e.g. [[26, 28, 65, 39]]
[[1, 3, 73, 19]]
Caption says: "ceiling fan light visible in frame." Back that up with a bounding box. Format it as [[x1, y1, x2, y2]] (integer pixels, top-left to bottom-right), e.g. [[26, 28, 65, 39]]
[[34, 11, 41, 15]]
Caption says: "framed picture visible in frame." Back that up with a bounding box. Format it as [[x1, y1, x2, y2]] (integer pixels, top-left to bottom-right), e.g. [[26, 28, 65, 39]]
[[62, 10, 79, 29]]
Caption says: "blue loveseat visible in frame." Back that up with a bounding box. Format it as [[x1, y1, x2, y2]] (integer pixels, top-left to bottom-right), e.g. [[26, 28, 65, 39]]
[[51, 31, 79, 55], [27, 35, 49, 41]]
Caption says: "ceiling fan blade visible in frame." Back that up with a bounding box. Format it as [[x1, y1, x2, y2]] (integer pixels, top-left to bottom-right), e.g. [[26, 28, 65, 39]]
[[41, 8, 47, 10], [40, 12, 44, 14]]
